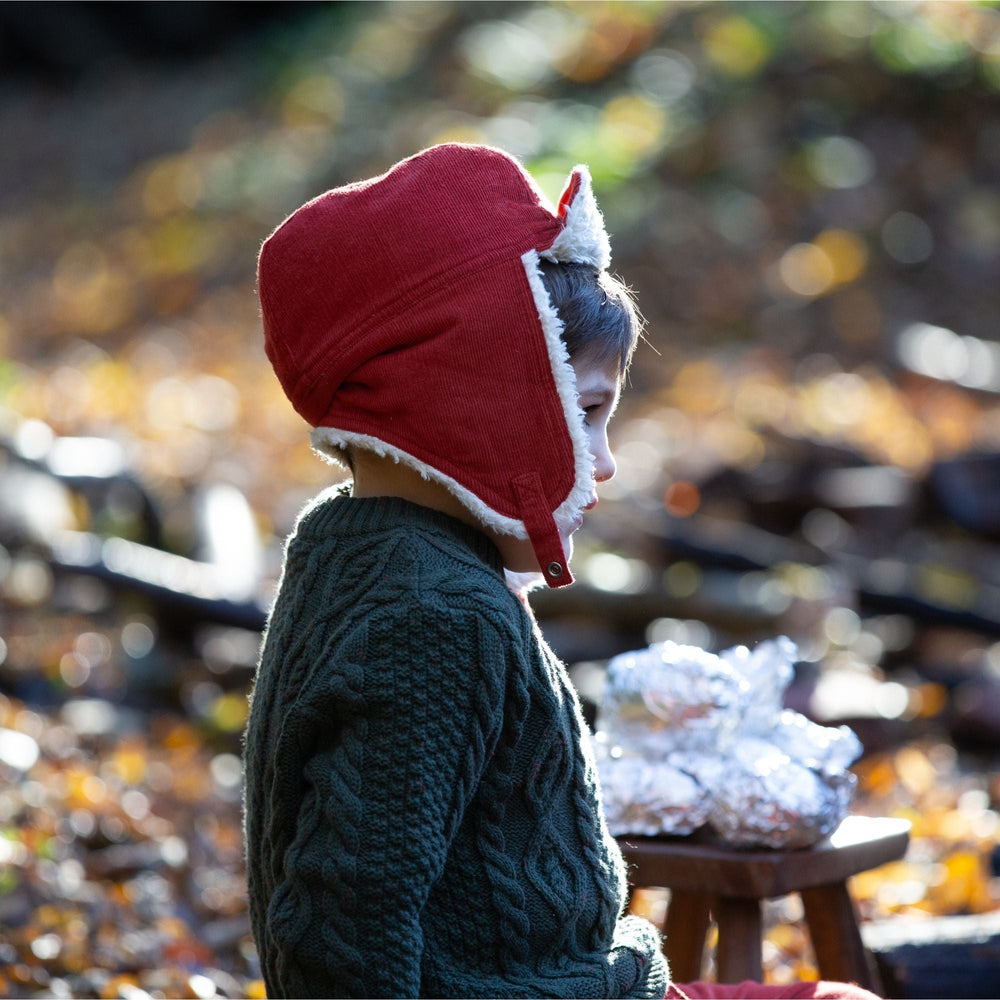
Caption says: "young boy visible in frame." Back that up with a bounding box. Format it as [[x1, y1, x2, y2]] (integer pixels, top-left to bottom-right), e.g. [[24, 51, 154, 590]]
[[243, 144, 881, 1000]]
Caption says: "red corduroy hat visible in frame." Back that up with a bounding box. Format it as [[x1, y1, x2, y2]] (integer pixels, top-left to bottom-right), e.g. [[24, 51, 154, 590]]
[[258, 143, 614, 587]]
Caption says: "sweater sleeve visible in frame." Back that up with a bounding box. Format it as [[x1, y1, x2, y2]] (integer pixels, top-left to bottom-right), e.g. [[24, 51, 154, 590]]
[[261, 593, 509, 999]]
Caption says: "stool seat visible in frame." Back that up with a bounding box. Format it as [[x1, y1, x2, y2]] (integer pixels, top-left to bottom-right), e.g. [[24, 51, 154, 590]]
[[617, 815, 910, 990]]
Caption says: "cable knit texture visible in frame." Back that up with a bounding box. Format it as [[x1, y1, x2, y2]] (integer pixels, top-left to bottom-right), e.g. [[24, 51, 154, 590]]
[[243, 491, 668, 999]]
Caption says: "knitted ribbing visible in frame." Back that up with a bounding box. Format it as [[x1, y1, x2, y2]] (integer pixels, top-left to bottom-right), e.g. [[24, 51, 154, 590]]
[[243, 491, 668, 999]]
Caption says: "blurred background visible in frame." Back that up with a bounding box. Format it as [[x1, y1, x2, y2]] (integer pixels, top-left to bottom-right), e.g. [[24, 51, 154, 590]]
[[2, 1, 1000, 996]]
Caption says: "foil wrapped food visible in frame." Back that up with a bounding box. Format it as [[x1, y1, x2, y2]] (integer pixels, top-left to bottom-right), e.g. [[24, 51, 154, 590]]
[[595, 637, 861, 848]]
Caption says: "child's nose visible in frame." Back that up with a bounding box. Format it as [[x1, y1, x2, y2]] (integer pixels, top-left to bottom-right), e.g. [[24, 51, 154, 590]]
[[593, 440, 616, 483]]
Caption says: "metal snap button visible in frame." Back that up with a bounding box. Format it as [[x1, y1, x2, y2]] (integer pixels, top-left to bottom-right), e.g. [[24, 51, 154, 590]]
[[547, 561, 563, 577]]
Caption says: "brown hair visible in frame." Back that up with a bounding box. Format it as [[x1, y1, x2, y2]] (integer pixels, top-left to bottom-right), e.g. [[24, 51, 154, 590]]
[[539, 260, 642, 375]]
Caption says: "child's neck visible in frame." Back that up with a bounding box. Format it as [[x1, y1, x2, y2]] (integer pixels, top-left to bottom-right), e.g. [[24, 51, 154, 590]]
[[350, 450, 544, 578], [350, 451, 476, 528]]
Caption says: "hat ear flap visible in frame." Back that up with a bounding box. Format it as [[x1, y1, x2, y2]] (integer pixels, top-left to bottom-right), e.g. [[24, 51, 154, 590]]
[[541, 164, 611, 270]]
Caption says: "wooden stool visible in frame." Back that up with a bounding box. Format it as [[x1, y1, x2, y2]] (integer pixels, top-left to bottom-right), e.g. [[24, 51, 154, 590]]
[[617, 815, 910, 991]]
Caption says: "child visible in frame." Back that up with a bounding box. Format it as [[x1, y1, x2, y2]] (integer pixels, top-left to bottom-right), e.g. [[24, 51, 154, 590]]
[[243, 144, 881, 1000]]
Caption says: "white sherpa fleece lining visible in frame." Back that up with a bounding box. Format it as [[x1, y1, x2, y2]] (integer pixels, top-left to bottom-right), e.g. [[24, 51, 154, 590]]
[[520, 247, 597, 532], [310, 426, 530, 539]]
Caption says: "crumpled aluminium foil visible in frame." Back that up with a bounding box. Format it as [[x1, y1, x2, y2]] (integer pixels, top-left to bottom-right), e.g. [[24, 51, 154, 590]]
[[595, 751, 711, 837], [595, 638, 862, 848]]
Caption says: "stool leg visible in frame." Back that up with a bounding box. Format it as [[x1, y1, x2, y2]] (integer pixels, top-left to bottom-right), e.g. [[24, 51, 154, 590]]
[[801, 881, 882, 994], [663, 890, 711, 983], [714, 896, 763, 983]]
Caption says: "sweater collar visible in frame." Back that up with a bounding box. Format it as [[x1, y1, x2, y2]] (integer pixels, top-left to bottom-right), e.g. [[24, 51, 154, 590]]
[[295, 488, 506, 577]]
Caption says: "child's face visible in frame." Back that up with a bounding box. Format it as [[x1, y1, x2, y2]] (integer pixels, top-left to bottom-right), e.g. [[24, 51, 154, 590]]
[[493, 351, 622, 574]]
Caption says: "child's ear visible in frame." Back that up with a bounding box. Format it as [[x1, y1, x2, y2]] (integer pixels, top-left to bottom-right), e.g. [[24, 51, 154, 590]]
[[541, 165, 611, 270]]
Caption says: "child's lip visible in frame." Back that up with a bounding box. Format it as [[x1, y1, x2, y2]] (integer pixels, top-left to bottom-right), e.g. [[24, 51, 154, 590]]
[[583, 497, 599, 511]]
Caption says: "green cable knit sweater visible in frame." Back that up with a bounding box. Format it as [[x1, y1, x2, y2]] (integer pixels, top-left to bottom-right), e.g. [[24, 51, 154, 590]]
[[243, 491, 668, 999]]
